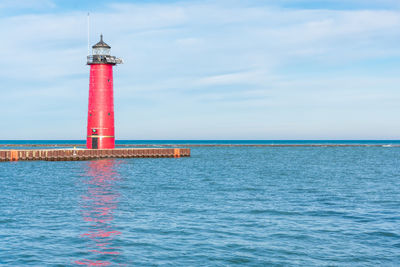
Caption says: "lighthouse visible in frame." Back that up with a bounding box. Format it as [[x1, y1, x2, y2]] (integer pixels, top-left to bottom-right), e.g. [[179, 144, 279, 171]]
[[86, 35, 122, 149]]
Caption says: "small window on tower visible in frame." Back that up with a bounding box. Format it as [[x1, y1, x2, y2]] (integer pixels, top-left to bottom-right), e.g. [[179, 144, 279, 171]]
[[108, 113, 111, 116]]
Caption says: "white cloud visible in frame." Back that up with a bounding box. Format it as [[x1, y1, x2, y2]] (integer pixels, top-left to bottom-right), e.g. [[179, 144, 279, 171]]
[[0, 1, 400, 139], [0, 0, 55, 10], [194, 70, 271, 86]]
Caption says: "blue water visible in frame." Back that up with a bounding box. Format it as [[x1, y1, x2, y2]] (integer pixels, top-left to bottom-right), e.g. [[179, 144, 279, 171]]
[[1, 139, 400, 145], [1, 143, 400, 266]]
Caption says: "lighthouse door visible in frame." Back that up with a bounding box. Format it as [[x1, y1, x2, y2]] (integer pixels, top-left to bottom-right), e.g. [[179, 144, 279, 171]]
[[92, 137, 98, 149]]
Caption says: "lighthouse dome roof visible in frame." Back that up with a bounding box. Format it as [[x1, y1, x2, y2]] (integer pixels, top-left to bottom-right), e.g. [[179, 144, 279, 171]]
[[92, 34, 111, 49]]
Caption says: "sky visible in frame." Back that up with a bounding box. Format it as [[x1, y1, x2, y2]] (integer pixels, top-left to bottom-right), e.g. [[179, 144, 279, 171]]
[[0, 0, 399, 140]]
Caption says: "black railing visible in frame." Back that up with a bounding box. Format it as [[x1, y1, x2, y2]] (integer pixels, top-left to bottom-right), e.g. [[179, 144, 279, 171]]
[[87, 55, 123, 65]]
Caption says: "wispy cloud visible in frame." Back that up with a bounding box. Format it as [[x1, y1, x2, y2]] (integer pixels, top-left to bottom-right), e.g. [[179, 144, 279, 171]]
[[0, 0, 55, 10], [0, 1, 399, 139]]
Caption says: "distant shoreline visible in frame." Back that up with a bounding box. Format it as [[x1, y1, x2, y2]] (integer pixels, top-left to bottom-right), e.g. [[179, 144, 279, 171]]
[[0, 144, 399, 148]]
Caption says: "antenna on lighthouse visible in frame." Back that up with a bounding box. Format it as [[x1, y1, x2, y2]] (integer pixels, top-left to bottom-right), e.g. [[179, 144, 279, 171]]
[[87, 12, 90, 56]]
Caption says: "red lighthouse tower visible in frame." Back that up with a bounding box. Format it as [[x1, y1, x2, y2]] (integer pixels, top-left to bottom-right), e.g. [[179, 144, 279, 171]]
[[86, 35, 122, 149]]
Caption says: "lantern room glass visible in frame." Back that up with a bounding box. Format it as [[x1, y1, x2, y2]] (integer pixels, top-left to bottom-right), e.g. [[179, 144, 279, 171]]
[[93, 47, 110, 56]]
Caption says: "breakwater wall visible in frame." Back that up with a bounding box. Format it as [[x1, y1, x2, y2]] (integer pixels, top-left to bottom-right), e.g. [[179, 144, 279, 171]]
[[0, 148, 190, 162]]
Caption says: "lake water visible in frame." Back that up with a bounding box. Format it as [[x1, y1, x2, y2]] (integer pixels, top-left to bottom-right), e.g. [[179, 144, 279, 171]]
[[1, 142, 399, 266]]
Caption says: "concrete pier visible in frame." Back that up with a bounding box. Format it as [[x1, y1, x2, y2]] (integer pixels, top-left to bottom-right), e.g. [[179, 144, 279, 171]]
[[0, 148, 190, 162]]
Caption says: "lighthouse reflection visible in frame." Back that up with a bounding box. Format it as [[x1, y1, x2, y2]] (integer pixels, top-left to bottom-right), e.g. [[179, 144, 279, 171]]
[[75, 159, 122, 266]]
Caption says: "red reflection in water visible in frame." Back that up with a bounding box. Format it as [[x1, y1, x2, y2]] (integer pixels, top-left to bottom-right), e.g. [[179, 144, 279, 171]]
[[75, 159, 122, 266]]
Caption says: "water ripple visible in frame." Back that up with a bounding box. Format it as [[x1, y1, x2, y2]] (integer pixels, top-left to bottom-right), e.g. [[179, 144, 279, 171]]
[[1, 147, 400, 265]]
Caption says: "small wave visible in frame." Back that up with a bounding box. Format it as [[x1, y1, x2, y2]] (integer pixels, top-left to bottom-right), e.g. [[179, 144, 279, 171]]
[[269, 233, 311, 241], [0, 218, 15, 224], [248, 209, 301, 216], [365, 231, 399, 238], [227, 257, 252, 264]]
